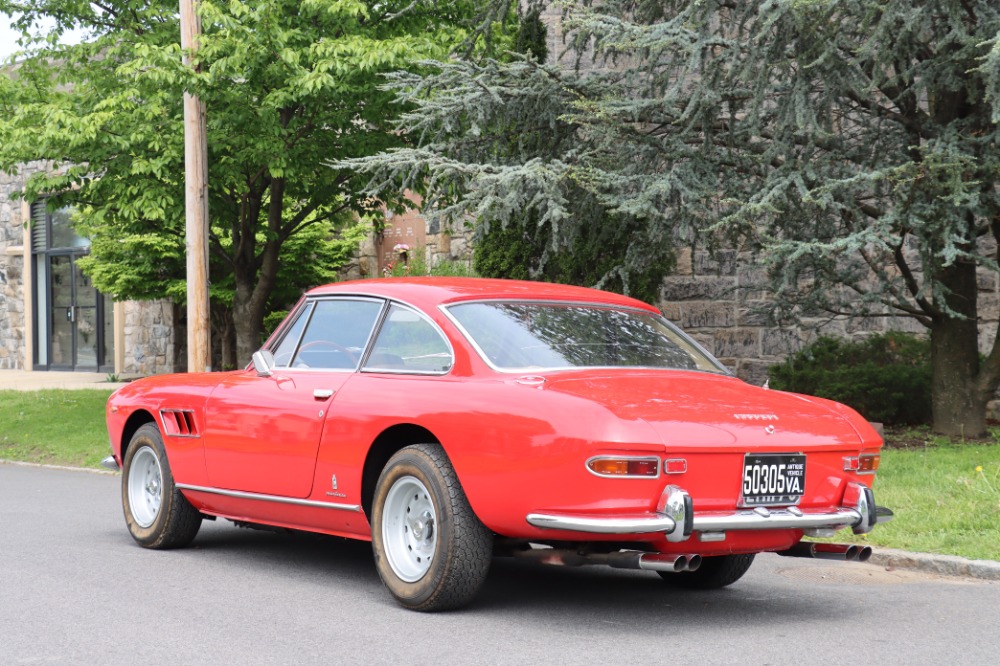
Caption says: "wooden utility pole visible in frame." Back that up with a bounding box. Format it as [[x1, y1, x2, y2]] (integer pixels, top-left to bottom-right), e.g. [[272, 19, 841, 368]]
[[180, 0, 211, 372]]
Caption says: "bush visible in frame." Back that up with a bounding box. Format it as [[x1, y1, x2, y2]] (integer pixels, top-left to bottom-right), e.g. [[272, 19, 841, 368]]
[[768, 332, 932, 426]]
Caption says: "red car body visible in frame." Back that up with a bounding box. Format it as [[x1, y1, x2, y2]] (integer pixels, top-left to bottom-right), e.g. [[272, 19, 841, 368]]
[[105, 278, 890, 610]]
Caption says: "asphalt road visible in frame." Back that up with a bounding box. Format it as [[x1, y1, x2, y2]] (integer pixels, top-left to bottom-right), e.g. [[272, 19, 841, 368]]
[[2, 463, 998, 666]]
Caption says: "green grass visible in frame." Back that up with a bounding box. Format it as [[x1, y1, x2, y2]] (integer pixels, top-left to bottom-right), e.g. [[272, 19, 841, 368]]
[[0, 389, 115, 468], [840, 444, 1000, 561], [2, 389, 999, 561]]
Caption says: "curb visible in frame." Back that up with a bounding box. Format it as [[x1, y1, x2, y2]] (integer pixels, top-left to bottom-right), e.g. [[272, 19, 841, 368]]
[[868, 548, 1000, 582], [0, 459, 118, 476]]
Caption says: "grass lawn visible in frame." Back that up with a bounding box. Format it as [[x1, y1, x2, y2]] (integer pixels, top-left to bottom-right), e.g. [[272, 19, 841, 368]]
[[841, 443, 1000, 561], [2, 389, 998, 561], [0, 389, 115, 468]]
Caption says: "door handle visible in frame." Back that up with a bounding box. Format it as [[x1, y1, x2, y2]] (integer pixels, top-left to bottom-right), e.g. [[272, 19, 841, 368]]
[[313, 389, 335, 400], [66, 307, 75, 322]]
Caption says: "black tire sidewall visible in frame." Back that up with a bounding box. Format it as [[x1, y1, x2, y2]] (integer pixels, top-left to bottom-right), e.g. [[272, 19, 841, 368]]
[[372, 448, 456, 608], [121, 423, 178, 548]]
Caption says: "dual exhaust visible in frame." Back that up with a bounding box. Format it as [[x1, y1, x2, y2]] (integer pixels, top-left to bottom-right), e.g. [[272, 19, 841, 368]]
[[777, 542, 873, 562], [505, 546, 702, 573]]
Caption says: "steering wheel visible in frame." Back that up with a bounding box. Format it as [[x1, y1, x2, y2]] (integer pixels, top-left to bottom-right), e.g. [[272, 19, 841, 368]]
[[297, 340, 359, 368]]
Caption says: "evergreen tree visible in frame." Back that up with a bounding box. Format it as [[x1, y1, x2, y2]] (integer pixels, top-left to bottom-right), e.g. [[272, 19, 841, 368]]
[[350, 0, 1000, 436]]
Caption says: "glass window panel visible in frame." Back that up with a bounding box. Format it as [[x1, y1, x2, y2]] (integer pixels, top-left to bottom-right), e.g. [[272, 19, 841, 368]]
[[291, 299, 383, 370], [364, 304, 453, 373], [76, 306, 98, 368], [448, 302, 726, 373], [49, 207, 89, 249], [271, 303, 313, 368]]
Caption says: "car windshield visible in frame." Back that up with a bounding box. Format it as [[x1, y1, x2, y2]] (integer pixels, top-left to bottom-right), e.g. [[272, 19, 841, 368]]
[[446, 301, 728, 373]]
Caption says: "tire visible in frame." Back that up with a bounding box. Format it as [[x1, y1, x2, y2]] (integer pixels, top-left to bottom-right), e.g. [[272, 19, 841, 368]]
[[121, 423, 202, 549], [371, 444, 493, 611], [658, 553, 756, 590]]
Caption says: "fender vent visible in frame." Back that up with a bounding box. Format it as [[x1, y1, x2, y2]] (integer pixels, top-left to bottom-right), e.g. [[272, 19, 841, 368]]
[[160, 409, 200, 438]]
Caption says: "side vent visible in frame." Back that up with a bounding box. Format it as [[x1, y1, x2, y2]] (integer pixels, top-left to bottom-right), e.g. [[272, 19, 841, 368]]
[[159, 409, 200, 438]]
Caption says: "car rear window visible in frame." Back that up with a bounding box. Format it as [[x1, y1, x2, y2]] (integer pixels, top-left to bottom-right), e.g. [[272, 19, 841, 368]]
[[446, 301, 727, 373]]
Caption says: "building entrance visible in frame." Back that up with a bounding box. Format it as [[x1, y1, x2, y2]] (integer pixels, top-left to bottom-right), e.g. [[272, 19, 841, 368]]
[[31, 204, 114, 371]]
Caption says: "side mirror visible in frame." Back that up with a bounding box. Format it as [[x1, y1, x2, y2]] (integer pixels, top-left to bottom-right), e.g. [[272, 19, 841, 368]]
[[251, 350, 275, 377]]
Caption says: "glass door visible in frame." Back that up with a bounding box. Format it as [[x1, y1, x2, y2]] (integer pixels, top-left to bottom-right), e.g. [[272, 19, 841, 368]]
[[48, 254, 100, 370]]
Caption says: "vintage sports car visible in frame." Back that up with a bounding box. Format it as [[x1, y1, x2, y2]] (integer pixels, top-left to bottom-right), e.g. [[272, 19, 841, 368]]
[[104, 278, 892, 610]]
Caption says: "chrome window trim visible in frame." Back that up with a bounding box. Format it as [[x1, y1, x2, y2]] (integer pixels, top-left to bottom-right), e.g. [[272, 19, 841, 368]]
[[440, 298, 731, 376], [361, 301, 455, 376], [177, 483, 362, 512]]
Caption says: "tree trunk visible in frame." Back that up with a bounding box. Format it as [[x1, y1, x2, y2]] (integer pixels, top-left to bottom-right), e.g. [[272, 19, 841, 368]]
[[930, 259, 987, 437], [232, 281, 266, 368]]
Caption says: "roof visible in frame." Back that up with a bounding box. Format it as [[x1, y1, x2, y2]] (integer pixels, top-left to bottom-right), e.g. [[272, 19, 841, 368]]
[[306, 277, 659, 312]]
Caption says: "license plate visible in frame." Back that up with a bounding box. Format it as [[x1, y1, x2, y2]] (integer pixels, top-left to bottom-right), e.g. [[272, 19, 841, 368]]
[[740, 454, 806, 507]]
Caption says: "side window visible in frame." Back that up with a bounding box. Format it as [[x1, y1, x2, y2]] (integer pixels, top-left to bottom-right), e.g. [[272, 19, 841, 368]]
[[290, 299, 383, 370], [271, 303, 313, 368], [363, 304, 453, 374]]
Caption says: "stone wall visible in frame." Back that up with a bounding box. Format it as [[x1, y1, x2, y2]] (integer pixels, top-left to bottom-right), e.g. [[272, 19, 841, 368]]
[[0, 163, 44, 369], [661, 247, 1000, 385], [122, 299, 176, 376]]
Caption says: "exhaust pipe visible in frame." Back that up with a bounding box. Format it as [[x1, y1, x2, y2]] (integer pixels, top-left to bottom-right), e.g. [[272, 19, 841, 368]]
[[638, 552, 702, 573], [777, 542, 872, 562], [504, 546, 702, 572]]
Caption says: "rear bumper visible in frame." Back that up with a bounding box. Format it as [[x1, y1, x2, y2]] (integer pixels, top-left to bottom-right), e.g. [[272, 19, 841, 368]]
[[526, 483, 892, 542], [100, 455, 120, 471]]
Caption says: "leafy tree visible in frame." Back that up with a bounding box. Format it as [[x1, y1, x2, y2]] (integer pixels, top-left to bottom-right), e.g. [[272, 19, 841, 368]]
[[350, 0, 1000, 436], [348, 1, 678, 302], [0, 0, 481, 367]]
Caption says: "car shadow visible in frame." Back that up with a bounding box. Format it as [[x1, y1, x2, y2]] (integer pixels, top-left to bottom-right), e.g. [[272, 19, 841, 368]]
[[153, 521, 854, 623]]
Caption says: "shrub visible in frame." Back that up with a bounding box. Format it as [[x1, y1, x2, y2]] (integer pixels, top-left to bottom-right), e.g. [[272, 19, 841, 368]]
[[768, 332, 932, 426]]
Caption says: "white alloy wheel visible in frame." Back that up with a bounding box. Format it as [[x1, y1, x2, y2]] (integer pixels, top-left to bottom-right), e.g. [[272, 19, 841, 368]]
[[127, 445, 162, 528], [382, 475, 438, 582]]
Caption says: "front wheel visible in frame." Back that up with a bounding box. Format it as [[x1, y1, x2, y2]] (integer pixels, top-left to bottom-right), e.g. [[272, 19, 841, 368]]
[[121, 423, 202, 549], [658, 553, 755, 590], [371, 444, 493, 611]]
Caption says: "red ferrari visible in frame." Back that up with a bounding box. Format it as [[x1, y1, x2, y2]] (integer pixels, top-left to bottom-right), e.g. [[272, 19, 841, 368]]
[[104, 278, 892, 610]]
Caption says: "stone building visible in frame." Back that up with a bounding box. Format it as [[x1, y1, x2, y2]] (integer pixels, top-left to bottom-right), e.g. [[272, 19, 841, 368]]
[[0, 163, 178, 375]]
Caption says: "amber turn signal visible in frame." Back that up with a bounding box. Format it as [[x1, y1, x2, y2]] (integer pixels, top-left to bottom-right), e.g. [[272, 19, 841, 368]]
[[587, 457, 659, 477], [843, 454, 880, 474]]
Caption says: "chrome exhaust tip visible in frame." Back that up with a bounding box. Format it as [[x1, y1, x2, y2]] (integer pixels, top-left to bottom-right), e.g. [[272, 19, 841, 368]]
[[638, 553, 705, 572], [777, 542, 868, 562]]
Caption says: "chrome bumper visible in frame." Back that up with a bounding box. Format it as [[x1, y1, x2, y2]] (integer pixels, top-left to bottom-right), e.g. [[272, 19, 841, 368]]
[[526, 483, 892, 542], [100, 455, 120, 471]]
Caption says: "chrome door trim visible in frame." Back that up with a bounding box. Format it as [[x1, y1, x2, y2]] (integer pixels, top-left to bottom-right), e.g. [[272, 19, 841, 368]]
[[176, 483, 362, 512]]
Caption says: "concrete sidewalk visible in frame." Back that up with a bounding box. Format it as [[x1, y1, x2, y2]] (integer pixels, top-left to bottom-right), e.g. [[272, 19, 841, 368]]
[[0, 370, 134, 391]]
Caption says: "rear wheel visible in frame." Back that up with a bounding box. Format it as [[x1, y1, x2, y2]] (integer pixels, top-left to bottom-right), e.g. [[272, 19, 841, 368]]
[[658, 553, 755, 589], [121, 423, 202, 549], [371, 444, 493, 611]]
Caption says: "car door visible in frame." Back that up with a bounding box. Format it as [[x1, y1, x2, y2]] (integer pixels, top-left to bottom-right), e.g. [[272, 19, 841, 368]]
[[202, 297, 385, 498]]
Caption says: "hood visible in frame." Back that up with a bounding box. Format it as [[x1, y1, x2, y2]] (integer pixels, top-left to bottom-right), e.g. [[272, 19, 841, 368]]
[[540, 370, 863, 450]]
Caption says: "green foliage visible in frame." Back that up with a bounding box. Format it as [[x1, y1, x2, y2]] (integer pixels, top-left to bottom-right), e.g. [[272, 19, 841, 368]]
[[473, 211, 671, 304], [0, 0, 484, 364], [383, 245, 477, 277], [345, 2, 677, 301], [345, 0, 1000, 433], [769, 333, 932, 426]]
